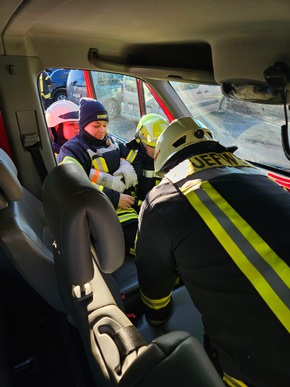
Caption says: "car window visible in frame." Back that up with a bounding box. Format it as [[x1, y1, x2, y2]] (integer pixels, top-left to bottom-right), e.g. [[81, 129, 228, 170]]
[[50, 69, 69, 83], [42, 70, 290, 172], [170, 81, 289, 172], [66, 70, 87, 105], [43, 69, 170, 157], [65, 70, 168, 143]]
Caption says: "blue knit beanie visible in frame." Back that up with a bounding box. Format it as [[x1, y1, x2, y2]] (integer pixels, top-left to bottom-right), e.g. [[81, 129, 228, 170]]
[[79, 98, 109, 131]]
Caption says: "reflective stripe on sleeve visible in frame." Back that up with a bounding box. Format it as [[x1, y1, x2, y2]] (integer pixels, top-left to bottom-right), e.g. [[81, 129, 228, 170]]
[[140, 289, 172, 310], [59, 156, 83, 168], [116, 208, 139, 223], [126, 149, 138, 163], [90, 169, 100, 184], [92, 157, 109, 172], [180, 180, 290, 333], [143, 169, 155, 178]]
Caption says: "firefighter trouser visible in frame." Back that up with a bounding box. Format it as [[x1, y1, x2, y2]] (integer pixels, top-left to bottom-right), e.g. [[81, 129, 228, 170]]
[[116, 207, 138, 255]]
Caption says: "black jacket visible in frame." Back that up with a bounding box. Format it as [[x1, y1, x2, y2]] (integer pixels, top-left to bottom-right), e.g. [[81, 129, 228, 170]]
[[126, 139, 160, 203], [136, 142, 290, 387]]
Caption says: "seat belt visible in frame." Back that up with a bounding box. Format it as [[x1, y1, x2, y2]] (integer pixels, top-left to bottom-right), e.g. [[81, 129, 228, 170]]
[[16, 110, 48, 184], [22, 133, 48, 184]]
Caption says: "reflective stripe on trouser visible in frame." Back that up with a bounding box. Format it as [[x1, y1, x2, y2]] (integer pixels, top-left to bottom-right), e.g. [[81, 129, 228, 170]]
[[116, 207, 139, 223], [140, 288, 172, 310], [223, 373, 249, 387], [117, 207, 139, 255], [179, 180, 290, 334]]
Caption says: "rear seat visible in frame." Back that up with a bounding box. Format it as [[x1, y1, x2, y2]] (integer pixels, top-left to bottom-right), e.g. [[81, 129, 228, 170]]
[[0, 148, 204, 347]]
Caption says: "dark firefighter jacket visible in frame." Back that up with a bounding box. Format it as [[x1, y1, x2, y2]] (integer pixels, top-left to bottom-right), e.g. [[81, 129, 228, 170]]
[[39, 71, 52, 99], [57, 128, 142, 211], [126, 138, 161, 207], [136, 141, 290, 387]]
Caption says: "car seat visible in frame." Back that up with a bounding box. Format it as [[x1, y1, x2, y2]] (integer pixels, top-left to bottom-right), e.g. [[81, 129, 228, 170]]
[[0, 148, 63, 312], [0, 148, 138, 316], [42, 160, 224, 387]]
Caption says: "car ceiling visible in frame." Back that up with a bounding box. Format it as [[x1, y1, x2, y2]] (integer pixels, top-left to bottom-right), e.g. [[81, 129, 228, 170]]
[[2, 0, 290, 88]]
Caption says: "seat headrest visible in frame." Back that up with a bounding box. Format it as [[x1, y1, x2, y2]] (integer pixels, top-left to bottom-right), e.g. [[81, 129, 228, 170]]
[[0, 149, 22, 209], [42, 161, 125, 287]]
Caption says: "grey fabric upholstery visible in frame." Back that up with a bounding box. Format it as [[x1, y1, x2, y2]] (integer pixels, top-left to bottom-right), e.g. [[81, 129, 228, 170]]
[[0, 149, 63, 311], [42, 161, 224, 387], [120, 331, 224, 387], [42, 161, 125, 280], [0, 149, 22, 209], [0, 148, 140, 314]]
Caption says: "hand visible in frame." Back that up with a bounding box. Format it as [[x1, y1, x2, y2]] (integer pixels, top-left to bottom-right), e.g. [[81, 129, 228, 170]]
[[89, 169, 126, 192], [118, 194, 135, 209], [113, 158, 138, 189]]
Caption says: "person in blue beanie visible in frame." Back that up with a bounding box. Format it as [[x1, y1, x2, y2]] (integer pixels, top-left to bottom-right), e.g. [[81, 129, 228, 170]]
[[58, 97, 141, 255]]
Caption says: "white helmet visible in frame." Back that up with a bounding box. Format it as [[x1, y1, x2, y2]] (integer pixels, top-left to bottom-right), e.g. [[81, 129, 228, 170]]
[[46, 100, 79, 128], [154, 116, 215, 176]]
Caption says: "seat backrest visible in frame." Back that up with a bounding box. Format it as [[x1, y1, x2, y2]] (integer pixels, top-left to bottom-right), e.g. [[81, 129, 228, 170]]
[[42, 161, 225, 387], [0, 148, 63, 311], [43, 161, 143, 385], [42, 160, 126, 294]]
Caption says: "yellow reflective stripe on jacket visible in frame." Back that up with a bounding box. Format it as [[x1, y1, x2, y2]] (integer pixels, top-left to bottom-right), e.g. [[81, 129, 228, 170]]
[[59, 155, 83, 168], [59, 156, 104, 191], [39, 74, 43, 93], [126, 149, 138, 163], [39, 74, 51, 98], [92, 157, 109, 172], [180, 180, 290, 334], [116, 207, 139, 223], [140, 289, 172, 310], [223, 373, 248, 387]]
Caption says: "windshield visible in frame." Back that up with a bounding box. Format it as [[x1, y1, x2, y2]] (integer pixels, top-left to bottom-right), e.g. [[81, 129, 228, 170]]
[[170, 82, 290, 173]]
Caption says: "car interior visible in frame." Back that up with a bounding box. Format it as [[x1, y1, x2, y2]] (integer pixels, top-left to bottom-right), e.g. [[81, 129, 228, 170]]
[[1, 1, 290, 386]]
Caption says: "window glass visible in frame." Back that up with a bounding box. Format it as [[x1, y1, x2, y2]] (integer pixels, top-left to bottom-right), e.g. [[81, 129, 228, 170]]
[[143, 83, 166, 117], [171, 81, 290, 172], [74, 72, 166, 142], [44, 69, 167, 157], [66, 69, 87, 105]]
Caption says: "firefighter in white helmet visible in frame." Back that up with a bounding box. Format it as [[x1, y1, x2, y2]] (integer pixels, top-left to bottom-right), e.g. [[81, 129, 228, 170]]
[[46, 100, 79, 155], [136, 116, 290, 387]]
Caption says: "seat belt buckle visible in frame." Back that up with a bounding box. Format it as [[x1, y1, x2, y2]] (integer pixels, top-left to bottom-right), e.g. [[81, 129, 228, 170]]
[[21, 133, 41, 150]]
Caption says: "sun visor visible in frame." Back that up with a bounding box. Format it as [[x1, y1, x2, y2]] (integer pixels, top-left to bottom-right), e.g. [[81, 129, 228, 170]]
[[88, 47, 216, 83]]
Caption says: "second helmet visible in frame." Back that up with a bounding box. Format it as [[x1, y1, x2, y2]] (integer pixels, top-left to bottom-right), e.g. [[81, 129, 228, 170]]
[[135, 113, 169, 147], [46, 100, 79, 128]]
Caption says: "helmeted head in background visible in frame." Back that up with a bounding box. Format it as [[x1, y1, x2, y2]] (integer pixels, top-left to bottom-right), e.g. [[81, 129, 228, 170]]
[[135, 113, 169, 158], [79, 97, 109, 131], [154, 116, 216, 177], [46, 99, 79, 127], [46, 100, 79, 153]]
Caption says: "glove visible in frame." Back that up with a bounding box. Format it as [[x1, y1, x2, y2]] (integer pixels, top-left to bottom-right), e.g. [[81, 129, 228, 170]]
[[113, 158, 138, 189], [89, 169, 126, 192]]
